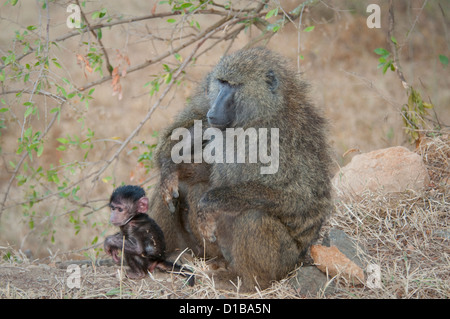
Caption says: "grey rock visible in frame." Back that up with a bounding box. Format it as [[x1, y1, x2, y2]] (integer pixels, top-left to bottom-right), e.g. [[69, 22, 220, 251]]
[[290, 228, 367, 296], [322, 228, 366, 269], [290, 265, 336, 296]]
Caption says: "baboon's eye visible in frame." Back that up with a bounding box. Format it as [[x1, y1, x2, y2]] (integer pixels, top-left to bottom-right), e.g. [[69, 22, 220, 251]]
[[266, 70, 279, 93], [218, 78, 228, 85]]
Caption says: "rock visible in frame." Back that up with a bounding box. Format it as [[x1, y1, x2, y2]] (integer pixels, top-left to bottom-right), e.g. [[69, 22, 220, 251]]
[[23, 249, 34, 260], [310, 245, 365, 286], [291, 229, 368, 294], [290, 265, 336, 296], [322, 228, 365, 269], [333, 146, 429, 197]]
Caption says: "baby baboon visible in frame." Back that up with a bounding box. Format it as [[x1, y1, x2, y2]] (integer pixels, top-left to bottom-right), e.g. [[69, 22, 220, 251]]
[[150, 47, 332, 290], [104, 185, 194, 285]]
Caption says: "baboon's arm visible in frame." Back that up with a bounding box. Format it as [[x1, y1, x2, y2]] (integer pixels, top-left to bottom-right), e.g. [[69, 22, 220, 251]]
[[197, 182, 287, 215], [104, 232, 144, 256], [154, 98, 209, 213]]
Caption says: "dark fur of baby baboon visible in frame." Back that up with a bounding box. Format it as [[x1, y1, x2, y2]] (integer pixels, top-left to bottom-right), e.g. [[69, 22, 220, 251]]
[[149, 47, 332, 290], [104, 185, 194, 286]]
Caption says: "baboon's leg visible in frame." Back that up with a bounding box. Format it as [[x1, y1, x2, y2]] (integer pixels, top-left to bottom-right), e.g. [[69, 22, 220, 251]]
[[215, 210, 301, 290], [148, 186, 185, 252]]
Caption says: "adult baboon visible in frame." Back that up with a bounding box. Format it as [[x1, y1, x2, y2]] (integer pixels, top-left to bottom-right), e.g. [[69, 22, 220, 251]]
[[149, 47, 332, 290]]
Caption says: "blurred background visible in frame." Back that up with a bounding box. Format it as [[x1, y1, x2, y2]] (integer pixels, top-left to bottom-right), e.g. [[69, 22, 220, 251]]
[[0, 0, 448, 259]]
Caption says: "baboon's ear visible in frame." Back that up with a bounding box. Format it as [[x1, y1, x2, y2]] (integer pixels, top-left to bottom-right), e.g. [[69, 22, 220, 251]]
[[266, 70, 279, 93], [137, 197, 149, 213]]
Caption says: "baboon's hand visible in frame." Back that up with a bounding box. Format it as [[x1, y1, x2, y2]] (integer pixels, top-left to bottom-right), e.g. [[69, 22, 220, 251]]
[[105, 245, 121, 264], [197, 208, 217, 243], [160, 170, 179, 214], [111, 249, 121, 264]]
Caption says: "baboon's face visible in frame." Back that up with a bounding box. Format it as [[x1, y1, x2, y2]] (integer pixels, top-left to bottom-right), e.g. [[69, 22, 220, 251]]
[[206, 78, 237, 129], [206, 50, 280, 129], [109, 196, 149, 227]]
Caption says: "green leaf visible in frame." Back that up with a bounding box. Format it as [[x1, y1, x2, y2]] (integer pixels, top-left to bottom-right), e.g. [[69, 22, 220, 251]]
[[390, 63, 395, 71], [62, 78, 71, 86], [303, 26, 315, 32], [167, 18, 176, 23], [174, 53, 182, 62], [27, 25, 37, 31], [24, 127, 32, 138], [382, 61, 392, 74], [52, 60, 62, 68], [24, 106, 34, 118], [0, 108, 9, 113], [96, 28, 102, 40], [390, 36, 397, 45], [164, 72, 172, 84], [37, 145, 44, 157], [179, 3, 192, 9], [374, 48, 390, 56], [265, 8, 278, 20], [99, 8, 107, 18], [57, 85, 67, 98], [92, 9, 106, 20], [439, 54, 448, 67], [266, 23, 280, 32]]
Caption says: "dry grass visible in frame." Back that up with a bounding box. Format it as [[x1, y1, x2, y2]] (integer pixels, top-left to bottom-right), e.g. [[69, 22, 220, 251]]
[[1, 0, 449, 259], [328, 133, 449, 299]]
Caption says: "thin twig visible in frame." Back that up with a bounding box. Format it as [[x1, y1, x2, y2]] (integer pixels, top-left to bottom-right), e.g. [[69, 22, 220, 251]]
[[76, 0, 113, 75], [388, 0, 409, 90], [120, 235, 125, 299]]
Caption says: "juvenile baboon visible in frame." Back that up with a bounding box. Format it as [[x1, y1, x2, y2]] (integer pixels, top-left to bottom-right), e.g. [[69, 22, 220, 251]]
[[149, 47, 332, 290], [104, 185, 194, 285]]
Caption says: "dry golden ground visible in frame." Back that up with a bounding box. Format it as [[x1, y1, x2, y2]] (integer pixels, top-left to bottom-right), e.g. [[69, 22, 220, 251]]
[[0, 0, 448, 258]]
